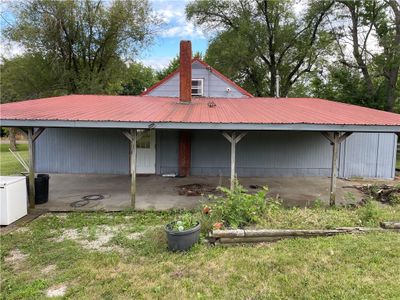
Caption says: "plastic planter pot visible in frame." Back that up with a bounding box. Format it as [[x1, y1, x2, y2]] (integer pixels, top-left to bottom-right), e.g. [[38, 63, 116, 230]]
[[165, 222, 201, 251]]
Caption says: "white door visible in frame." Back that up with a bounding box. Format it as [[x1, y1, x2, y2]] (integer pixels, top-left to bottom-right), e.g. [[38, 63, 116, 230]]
[[137, 130, 156, 174]]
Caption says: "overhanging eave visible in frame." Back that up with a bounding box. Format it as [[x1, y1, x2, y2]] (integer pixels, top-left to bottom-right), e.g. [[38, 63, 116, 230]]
[[1, 119, 400, 133]]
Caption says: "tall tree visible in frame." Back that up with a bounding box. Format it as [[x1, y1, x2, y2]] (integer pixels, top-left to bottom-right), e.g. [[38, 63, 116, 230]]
[[0, 53, 67, 103], [120, 62, 158, 95], [4, 0, 157, 94], [331, 0, 400, 111], [187, 0, 334, 97]]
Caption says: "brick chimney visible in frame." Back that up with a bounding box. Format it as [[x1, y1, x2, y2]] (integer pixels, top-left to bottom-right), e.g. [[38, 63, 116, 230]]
[[179, 40, 192, 103]]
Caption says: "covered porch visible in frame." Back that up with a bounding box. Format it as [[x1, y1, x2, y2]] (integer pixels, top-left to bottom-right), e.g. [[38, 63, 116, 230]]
[[34, 173, 385, 211]]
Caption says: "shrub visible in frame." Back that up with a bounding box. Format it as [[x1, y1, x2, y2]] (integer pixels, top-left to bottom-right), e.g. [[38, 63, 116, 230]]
[[201, 180, 271, 232], [356, 199, 383, 226], [388, 192, 400, 206]]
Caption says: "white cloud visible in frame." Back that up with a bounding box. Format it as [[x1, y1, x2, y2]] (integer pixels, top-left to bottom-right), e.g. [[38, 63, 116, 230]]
[[161, 22, 205, 39], [152, 1, 208, 39], [138, 56, 173, 70]]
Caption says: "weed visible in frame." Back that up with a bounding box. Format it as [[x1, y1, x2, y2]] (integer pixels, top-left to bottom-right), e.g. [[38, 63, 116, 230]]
[[356, 199, 384, 226], [388, 192, 400, 206], [203, 180, 269, 230]]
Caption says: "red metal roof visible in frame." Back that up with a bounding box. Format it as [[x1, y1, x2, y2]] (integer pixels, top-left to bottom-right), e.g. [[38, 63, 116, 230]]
[[1, 95, 400, 127], [141, 58, 254, 98]]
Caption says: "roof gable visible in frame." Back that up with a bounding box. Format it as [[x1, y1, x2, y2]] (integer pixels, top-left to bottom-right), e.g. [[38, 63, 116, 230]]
[[141, 58, 253, 98]]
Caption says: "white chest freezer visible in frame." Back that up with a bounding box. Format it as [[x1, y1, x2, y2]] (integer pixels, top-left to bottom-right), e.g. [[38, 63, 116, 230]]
[[0, 176, 28, 225]]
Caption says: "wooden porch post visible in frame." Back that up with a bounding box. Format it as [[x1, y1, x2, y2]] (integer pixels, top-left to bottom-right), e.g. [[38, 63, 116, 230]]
[[26, 127, 45, 209], [130, 129, 137, 209], [123, 129, 143, 209], [330, 132, 339, 206], [223, 131, 247, 190], [321, 132, 352, 206], [27, 128, 35, 209]]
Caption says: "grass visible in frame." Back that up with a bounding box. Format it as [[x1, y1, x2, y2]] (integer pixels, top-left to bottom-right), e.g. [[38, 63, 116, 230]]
[[397, 151, 400, 169], [1, 143, 399, 298], [0, 143, 28, 176], [1, 206, 400, 299]]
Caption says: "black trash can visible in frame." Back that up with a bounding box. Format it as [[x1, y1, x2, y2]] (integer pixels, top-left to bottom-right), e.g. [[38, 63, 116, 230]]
[[35, 174, 50, 204]]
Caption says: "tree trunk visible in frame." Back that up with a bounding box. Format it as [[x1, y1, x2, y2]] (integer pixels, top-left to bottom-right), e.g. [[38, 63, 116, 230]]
[[384, 0, 400, 112], [9, 128, 17, 151], [346, 3, 375, 98]]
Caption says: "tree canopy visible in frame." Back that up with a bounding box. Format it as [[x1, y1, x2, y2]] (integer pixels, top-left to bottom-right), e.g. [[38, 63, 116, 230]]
[[187, 0, 399, 111], [1, 0, 158, 101], [187, 0, 335, 97], [1, 0, 398, 113]]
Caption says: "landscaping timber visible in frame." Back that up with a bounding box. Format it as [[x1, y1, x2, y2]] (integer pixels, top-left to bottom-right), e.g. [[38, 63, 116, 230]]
[[209, 227, 395, 245], [380, 222, 400, 229]]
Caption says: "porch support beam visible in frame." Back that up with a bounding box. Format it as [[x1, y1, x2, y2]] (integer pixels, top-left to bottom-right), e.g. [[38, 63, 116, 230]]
[[321, 131, 353, 206], [223, 131, 247, 190], [32, 128, 45, 142], [27, 128, 35, 209], [123, 129, 138, 209], [26, 127, 46, 209]]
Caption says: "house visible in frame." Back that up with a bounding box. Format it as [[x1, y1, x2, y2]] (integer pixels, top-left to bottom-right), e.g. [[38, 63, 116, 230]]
[[140, 57, 253, 99], [1, 40, 399, 210]]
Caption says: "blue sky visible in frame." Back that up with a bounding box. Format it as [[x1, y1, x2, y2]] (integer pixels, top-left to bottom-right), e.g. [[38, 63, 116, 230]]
[[0, 0, 210, 70], [139, 0, 209, 69]]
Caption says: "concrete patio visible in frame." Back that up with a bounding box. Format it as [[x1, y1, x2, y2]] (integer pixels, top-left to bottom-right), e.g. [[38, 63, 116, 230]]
[[35, 174, 396, 211]]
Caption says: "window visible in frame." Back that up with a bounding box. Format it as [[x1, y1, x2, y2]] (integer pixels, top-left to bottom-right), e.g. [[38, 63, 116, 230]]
[[137, 130, 151, 149], [191, 79, 204, 96]]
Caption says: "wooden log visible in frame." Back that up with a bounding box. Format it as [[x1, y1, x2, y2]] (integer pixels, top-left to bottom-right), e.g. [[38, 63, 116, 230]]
[[211, 227, 382, 239], [380, 222, 400, 229], [212, 229, 245, 238], [247, 229, 344, 237], [219, 237, 286, 244]]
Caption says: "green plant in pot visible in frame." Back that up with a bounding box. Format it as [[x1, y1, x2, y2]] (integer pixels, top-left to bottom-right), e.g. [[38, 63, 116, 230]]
[[165, 213, 200, 251]]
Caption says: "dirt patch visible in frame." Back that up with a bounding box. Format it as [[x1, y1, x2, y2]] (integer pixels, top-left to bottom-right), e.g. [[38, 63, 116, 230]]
[[42, 264, 56, 274], [176, 183, 218, 196], [14, 227, 29, 233], [53, 225, 141, 252], [46, 285, 67, 297], [126, 232, 143, 240], [4, 249, 28, 267]]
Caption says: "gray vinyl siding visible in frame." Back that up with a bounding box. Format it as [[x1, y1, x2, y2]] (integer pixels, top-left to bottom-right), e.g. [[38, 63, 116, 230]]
[[156, 130, 179, 174], [35, 128, 129, 174], [190, 131, 333, 177], [338, 133, 397, 179], [147, 61, 248, 98], [35, 128, 397, 179]]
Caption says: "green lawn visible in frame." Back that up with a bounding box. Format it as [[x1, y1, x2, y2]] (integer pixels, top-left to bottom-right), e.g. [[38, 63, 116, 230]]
[[1, 206, 400, 299], [0, 143, 28, 176]]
